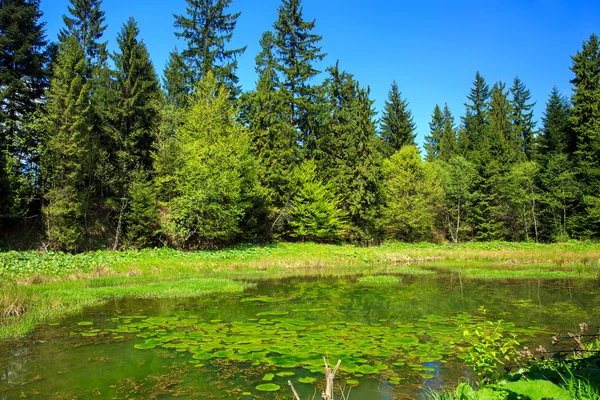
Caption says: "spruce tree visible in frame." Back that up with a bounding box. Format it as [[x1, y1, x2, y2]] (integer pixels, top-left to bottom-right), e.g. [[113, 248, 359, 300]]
[[243, 31, 297, 215], [59, 0, 107, 68], [537, 87, 570, 163], [41, 36, 91, 251], [273, 0, 325, 156], [510, 77, 536, 160], [459, 71, 489, 155], [105, 17, 163, 248], [174, 0, 246, 95], [163, 49, 188, 109], [0, 0, 50, 219], [569, 33, 600, 237], [425, 105, 444, 162], [379, 81, 416, 157], [439, 104, 457, 162], [317, 63, 382, 241]]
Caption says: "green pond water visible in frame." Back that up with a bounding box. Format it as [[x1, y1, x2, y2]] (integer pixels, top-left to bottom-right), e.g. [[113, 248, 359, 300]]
[[1, 275, 599, 399]]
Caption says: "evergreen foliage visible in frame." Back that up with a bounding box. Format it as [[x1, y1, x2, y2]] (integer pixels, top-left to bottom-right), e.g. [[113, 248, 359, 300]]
[[434, 156, 477, 243], [459, 71, 489, 155], [102, 17, 163, 249], [41, 36, 92, 251], [379, 81, 416, 157], [2, 1, 599, 249], [164, 73, 263, 248], [569, 33, 600, 238], [163, 49, 188, 109], [382, 146, 443, 242], [0, 0, 50, 220], [317, 63, 382, 241], [510, 77, 536, 160], [59, 0, 107, 68], [173, 0, 246, 95], [289, 160, 347, 242], [273, 0, 325, 156]]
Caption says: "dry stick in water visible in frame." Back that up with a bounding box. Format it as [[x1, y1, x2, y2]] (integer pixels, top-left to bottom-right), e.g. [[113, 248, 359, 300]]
[[288, 380, 301, 400], [288, 358, 342, 400], [323, 358, 342, 400]]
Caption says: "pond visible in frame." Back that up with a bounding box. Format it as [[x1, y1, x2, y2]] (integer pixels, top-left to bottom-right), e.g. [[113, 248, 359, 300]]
[[1, 275, 598, 399]]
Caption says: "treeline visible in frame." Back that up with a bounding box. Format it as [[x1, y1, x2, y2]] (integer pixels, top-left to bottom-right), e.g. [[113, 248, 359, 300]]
[[1, 0, 598, 251]]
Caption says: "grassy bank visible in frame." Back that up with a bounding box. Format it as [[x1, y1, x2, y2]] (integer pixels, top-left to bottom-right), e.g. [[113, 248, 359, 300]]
[[1, 241, 599, 339]]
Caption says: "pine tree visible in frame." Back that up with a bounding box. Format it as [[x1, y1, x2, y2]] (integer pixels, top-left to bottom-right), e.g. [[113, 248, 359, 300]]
[[174, 0, 246, 95], [317, 63, 382, 241], [59, 0, 107, 68], [510, 77, 536, 160], [459, 71, 489, 155], [0, 0, 50, 219], [569, 33, 600, 237], [273, 0, 326, 156], [41, 36, 92, 251], [105, 17, 163, 249], [425, 105, 444, 162], [379, 81, 416, 157], [439, 104, 457, 162]]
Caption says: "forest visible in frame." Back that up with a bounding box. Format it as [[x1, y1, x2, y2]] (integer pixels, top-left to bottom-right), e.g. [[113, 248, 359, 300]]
[[1, 0, 599, 252]]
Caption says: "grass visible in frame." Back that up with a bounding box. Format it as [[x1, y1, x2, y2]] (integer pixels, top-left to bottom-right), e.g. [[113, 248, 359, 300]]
[[1, 241, 599, 339]]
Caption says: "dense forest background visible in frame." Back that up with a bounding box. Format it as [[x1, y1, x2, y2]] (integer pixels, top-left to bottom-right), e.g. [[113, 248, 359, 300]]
[[1, 0, 599, 251]]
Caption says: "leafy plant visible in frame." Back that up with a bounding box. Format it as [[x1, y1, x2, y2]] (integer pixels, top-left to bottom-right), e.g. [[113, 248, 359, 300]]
[[462, 307, 522, 381]]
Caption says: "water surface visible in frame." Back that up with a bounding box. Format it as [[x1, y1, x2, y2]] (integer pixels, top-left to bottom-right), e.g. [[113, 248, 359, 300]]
[[1, 275, 598, 399]]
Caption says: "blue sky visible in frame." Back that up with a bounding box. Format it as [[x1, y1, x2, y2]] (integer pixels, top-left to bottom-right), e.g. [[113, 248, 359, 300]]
[[39, 0, 599, 147]]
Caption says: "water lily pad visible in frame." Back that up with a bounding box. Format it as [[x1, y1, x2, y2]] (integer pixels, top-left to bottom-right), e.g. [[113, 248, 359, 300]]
[[276, 371, 295, 377], [77, 321, 94, 326], [255, 383, 280, 392], [262, 373, 275, 381], [298, 377, 317, 384]]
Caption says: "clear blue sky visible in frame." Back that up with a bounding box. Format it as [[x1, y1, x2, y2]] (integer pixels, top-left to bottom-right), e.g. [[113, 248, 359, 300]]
[[39, 0, 599, 147]]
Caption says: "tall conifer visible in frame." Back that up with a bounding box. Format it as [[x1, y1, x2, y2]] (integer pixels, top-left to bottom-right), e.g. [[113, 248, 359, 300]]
[[379, 81, 416, 157], [273, 0, 325, 156], [0, 0, 50, 219], [174, 0, 246, 95]]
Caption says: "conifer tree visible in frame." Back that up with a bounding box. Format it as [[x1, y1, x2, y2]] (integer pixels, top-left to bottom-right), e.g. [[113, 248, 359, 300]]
[[379, 81, 416, 157], [273, 0, 325, 156], [0, 0, 50, 219], [439, 104, 457, 162], [59, 0, 107, 68], [164, 73, 263, 248], [459, 71, 489, 155], [317, 63, 382, 241], [105, 17, 163, 249], [569, 33, 600, 237], [163, 49, 188, 109], [289, 160, 347, 242], [537, 87, 570, 164], [41, 36, 91, 251], [243, 31, 297, 213], [425, 105, 444, 162], [382, 146, 443, 242], [174, 0, 246, 95], [510, 77, 536, 159]]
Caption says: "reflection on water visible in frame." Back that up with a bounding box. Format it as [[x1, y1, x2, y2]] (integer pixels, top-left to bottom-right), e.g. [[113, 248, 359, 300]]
[[1, 275, 598, 399]]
